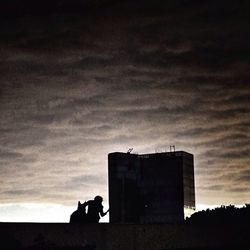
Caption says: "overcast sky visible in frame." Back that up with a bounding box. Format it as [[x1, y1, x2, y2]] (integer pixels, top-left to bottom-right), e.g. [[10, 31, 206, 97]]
[[0, 0, 250, 222]]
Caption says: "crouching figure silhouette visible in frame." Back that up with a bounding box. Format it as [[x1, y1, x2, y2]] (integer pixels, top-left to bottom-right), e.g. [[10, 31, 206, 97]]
[[70, 201, 88, 223], [85, 195, 109, 223], [69, 196, 109, 223]]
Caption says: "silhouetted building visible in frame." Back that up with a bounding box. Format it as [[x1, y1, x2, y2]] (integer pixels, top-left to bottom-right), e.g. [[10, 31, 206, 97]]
[[108, 151, 195, 223]]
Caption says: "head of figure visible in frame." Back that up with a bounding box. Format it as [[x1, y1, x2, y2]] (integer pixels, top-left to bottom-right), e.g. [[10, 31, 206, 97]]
[[94, 195, 103, 204]]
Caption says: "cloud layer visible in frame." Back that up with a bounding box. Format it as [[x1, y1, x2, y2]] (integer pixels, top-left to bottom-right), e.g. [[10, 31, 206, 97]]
[[0, 1, 250, 211]]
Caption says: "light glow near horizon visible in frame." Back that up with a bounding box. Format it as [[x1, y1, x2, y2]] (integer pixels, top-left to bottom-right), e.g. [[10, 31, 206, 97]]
[[0, 203, 245, 223], [0, 202, 110, 223]]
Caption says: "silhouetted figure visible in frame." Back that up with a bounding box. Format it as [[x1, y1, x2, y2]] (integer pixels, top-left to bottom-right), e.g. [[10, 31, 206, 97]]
[[70, 201, 88, 223], [86, 196, 109, 223]]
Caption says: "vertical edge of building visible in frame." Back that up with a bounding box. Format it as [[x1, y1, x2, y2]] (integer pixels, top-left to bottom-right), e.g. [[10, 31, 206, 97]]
[[182, 152, 196, 218], [108, 152, 120, 223], [108, 152, 140, 223]]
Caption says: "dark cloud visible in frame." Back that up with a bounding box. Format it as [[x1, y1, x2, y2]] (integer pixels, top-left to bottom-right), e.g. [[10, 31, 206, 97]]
[[3, 189, 41, 196], [0, 0, 250, 214], [0, 149, 23, 159], [235, 170, 250, 182], [226, 187, 250, 193], [69, 174, 106, 185], [197, 184, 224, 191]]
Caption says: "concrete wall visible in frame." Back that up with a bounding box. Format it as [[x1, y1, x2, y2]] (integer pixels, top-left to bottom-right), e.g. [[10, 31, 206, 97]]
[[0, 223, 249, 250]]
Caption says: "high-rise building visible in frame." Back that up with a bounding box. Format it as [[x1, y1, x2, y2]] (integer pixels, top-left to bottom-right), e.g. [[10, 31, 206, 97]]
[[108, 151, 195, 223]]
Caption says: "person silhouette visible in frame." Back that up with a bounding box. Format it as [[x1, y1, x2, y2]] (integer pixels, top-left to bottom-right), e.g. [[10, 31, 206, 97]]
[[86, 196, 109, 223]]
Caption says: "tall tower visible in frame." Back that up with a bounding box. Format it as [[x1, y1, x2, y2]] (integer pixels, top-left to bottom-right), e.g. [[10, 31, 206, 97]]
[[108, 151, 195, 223]]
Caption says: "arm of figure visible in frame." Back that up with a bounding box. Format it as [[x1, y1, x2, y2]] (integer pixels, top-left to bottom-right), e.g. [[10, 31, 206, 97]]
[[100, 207, 109, 217]]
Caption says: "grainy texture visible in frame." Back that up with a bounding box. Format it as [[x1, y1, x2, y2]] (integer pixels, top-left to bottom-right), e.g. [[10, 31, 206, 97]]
[[0, 223, 249, 250]]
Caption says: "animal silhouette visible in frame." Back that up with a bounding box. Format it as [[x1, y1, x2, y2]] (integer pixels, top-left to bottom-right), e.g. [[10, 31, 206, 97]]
[[69, 201, 88, 223]]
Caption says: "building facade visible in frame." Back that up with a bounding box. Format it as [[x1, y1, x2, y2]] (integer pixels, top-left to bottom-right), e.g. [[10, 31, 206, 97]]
[[108, 151, 195, 223]]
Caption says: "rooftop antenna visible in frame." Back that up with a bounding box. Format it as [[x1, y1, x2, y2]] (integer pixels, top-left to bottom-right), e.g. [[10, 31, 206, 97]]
[[127, 148, 133, 154], [170, 145, 175, 152]]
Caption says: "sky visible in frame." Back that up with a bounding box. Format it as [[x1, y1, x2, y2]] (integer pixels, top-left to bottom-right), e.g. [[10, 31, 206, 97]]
[[0, 0, 250, 222]]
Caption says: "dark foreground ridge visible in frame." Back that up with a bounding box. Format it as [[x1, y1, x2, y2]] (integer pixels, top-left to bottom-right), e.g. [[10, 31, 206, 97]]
[[187, 204, 250, 224], [0, 222, 249, 250]]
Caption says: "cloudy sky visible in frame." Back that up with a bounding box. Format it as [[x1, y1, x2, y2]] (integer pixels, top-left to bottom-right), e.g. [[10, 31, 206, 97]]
[[0, 0, 250, 222]]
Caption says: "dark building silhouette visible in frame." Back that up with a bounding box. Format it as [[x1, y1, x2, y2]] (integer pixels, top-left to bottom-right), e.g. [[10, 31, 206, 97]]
[[108, 150, 195, 223]]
